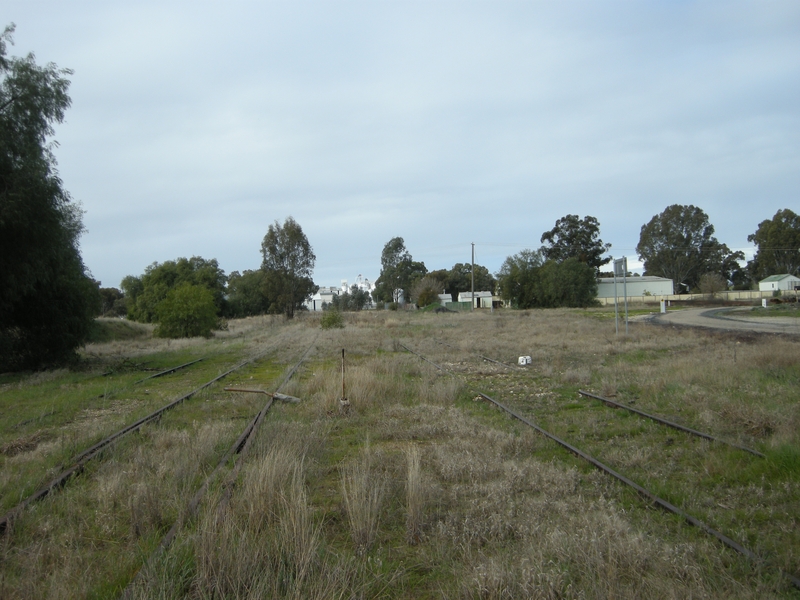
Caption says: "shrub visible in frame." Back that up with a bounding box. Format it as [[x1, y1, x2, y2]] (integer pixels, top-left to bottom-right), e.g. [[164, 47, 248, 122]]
[[698, 272, 728, 297], [153, 283, 217, 338], [320, 310, 345, 329]]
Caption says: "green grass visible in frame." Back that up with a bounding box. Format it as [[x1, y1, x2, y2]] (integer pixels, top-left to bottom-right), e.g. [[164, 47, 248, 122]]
[[86, 317, 152, 343], [746, 304, 800, 318], [2, 312, 800, 598]]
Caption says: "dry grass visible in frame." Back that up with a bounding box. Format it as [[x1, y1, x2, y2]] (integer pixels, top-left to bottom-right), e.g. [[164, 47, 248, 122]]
[[340, 440, 386, 555], [404, 444, 424, 545], [1, 310, 799, 598]]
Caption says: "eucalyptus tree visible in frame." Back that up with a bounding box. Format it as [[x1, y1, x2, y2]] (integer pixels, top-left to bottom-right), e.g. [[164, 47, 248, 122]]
[[226, 270, 269, 317], [0, 24, 98, 369], [747, 209, 800, 280], [496, 249, 544, 309], [261, 216, 317, 318], [446, 263, 496, 298], [373, 237, 426, 304], [540, 214, 611, 273], [636, 205, 743, 292]]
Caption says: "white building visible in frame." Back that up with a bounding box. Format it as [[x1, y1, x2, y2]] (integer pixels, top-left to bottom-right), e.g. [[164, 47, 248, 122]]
[[304, 275, 376, 311], [758, 274, 800, 292], [306, 286, 341, 311], [457, 291, 495, 308], [596, 276, 674, 298]]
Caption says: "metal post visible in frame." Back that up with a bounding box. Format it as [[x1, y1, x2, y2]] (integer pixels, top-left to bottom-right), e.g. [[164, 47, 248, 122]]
[[622, 257, 629, 335], [614, 271, 619, 335], [340, 349, 349, 411], [471, 242, 475, 311], [613, 257, 627, 336]]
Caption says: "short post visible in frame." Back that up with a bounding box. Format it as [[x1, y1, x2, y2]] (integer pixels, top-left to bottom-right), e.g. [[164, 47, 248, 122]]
[[340, 348, 350, 412]]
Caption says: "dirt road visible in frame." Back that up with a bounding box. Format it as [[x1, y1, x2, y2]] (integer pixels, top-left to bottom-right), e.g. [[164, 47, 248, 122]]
[[652, 307, 800, 335]]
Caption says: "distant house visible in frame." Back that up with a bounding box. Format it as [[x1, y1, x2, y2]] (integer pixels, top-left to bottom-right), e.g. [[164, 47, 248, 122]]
[[596, 276, 674, 299], [758, 274, 800, 293], [305, 286, 341, 311], [457, 291, 494, 308], [305, 275, 377, 311], [437, 293, 452, 306]]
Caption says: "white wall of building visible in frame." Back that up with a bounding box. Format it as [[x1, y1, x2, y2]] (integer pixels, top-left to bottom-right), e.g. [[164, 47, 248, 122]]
[[758, 275, 800, 292], [596, 277, 673, 299]]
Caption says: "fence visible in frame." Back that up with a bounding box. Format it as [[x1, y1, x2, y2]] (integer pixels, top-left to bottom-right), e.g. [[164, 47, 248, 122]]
[[595, 289, 788, 306]]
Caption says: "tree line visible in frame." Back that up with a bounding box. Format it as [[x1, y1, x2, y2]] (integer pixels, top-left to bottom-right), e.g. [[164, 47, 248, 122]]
[[3, 25, 799, 371], [371, 207, 800, 311], [120, 217, 316, 338]]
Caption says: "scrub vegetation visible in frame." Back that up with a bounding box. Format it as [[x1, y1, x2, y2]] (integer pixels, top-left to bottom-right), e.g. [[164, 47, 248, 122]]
[[0, 309, 798, 598]]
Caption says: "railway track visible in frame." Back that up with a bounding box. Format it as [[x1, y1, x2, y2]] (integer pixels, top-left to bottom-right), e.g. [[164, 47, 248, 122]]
[[120, 339, 317, 598], [400, 340, 800, 591], [0, 346, 277, 534]]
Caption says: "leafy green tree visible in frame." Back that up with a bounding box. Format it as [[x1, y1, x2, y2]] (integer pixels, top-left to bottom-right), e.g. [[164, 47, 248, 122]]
[[410, 275, 445, 308], [636, 205, 744, 292], [496, 251, 597, 309], [373, 237, 427, 304], [120, 275, 144, 309], [330, 285, 371, 312], [496, 249, 544, 309], [153, 283, 217, 338], [226, 270, 268, 317], [425, 269, 450, 292], [123, 256, 227, 322], [445, 263, 496, 301], [537, 258, 598, 308], [261, 217, 317, 318], [0, 24, 98, 370], [540, 215, 611, 273], [747, 209, 800, 280], [98, 287, 125, 317], [373, 237, 409, 303]]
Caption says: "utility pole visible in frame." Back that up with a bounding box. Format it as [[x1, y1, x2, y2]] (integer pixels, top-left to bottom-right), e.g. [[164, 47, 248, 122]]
[[471, 242, 475, 311]]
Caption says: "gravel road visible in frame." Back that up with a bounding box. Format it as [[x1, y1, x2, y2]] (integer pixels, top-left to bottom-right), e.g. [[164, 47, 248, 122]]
[[652, 307, 800, 335]]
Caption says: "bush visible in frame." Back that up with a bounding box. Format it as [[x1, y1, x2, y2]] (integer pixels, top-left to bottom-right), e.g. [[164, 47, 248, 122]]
[[698, 272, 728, 297], [320, 310, 345, 330], [153, 283, 217, 338]]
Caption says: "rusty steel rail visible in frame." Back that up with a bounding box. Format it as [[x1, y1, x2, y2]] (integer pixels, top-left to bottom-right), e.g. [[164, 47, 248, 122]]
[[578, 390, 765, 458], [132, 358, 205, 384], [478, 392, 800, 591], [398, 342, 451, 373], [432, 340, 763, 457], [399, 341, 800, 591], [120, 395, 276, 600], [120, 339, 316, 598], [0, 351, 268, 535], [223, 387, 300, 403], [434, 338, 521, 371]]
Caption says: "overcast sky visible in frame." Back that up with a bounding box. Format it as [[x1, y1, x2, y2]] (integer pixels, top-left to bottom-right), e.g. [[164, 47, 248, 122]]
[[6, 1, 800, 288]]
